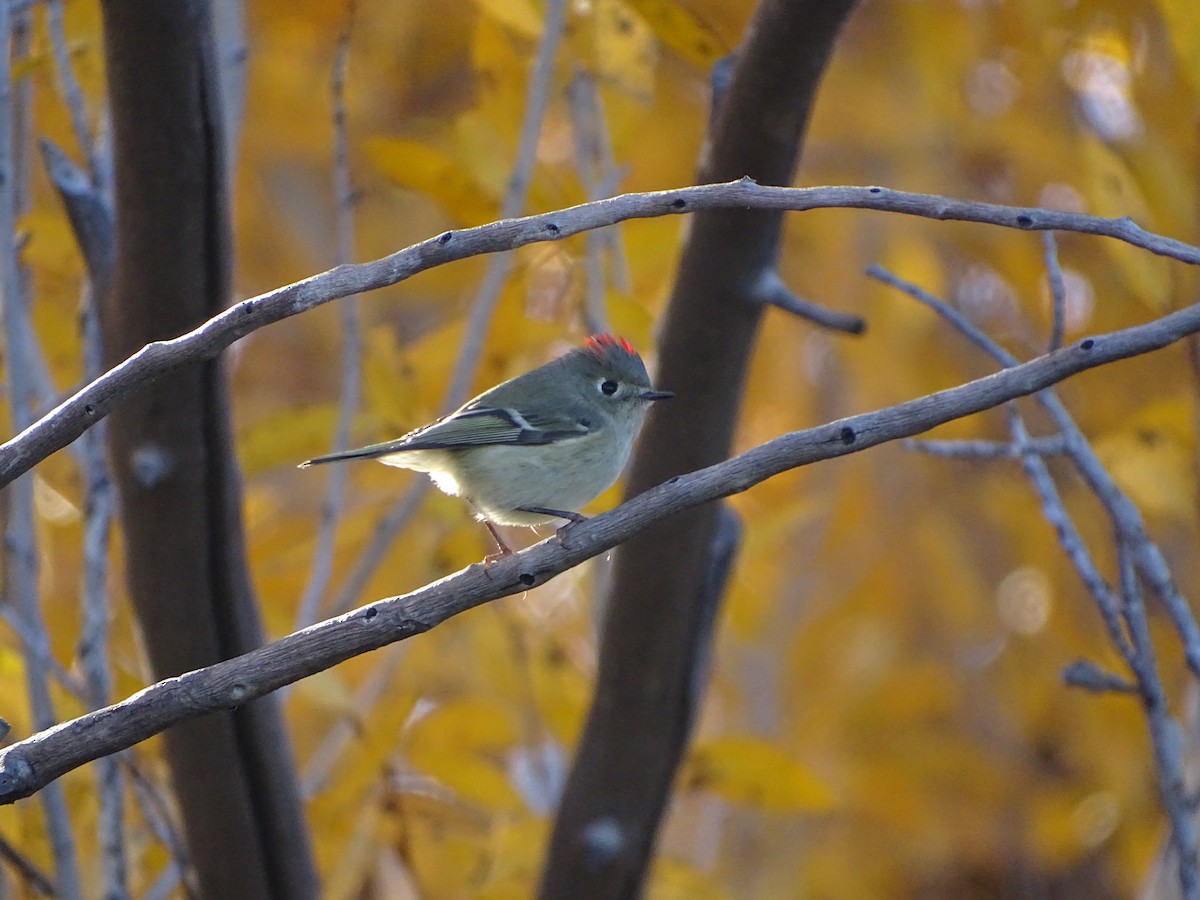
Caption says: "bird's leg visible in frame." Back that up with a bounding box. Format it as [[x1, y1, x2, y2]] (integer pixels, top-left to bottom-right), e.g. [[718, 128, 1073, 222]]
[[517, 507, 588, 547], [482, 519, 514, 567]]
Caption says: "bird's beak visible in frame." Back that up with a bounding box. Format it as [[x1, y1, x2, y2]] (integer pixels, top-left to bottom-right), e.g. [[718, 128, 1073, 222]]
[[640, 389, 674, 401]]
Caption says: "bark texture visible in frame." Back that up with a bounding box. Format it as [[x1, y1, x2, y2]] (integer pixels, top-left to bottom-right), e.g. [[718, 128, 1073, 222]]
[[540, 2, 861, 896], [99, 3, 317, 896]]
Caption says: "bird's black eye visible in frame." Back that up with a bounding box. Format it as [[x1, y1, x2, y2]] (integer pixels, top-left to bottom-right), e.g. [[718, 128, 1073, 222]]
[[600, 380, 619, 396]]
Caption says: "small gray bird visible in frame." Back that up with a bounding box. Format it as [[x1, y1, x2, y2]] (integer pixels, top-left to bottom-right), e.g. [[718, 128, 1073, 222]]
[[300, 334, 672, 556]]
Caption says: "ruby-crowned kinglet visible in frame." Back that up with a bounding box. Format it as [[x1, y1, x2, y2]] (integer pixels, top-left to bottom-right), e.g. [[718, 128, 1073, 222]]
[[300, 334, 673, 556]]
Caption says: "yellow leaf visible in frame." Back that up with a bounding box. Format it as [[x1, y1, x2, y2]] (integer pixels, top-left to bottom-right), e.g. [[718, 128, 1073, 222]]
[[529, 641, 590, 744], [239, 402, 341, 475], [365, 137, 500, 226], [306, 680, 420, 823], [648, 857, 731, 900], [402, 801, 490, 898], [1156, 0, 1200, 96], [470, 0, 543, 40], [11, 49, 47, 82], [476, 815, 548, 899], [405, 698, 523, 810], [413, 752, 522, 811], [408, 697, 521, 752], [684, 736, 838, 813], [1093, 397, 1197, 523], [1079, 138, 1172, 311], [591, 0, 658, 101], [362, 324, 423, 436], [626, 0, 725, 68], [291, 670, 356, 719], [1029, 788, 1107, 868]]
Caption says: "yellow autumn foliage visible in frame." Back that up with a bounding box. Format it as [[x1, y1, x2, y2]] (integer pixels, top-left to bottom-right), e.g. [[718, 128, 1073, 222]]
[[1, 0, 1198, 897]]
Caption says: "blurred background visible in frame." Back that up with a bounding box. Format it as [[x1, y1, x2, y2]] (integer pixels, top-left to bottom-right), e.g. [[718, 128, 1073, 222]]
[[5, 0, 1200, 896]]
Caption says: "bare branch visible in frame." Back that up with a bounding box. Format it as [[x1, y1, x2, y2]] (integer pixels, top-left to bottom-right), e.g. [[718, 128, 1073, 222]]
[[45, 0, 99, 184], [0, 606, 88, 697], [1119, 542, 1200, 896], [568, 69, 615, 334], [1007, 409, 1134, 659], [905, 435, 1066, 459], [880, 259, 1200, 674], [0, 301, 1197, 802], [754, 268, 865, 334], [3, 181, 1200, 488], [891, 264, 1199, 894], [0, 831, 55, 896], [41, 49, 126, 900], [296, 0, 361, 630], [1042, 230, 1066, 351], [38, 139, 114, 295], [867, 263, 1004, 361], [1062, 660, 1136, 694], [126, 761, 193, 894], [568, 69, 626, 212], [0, 4, 82, 894]]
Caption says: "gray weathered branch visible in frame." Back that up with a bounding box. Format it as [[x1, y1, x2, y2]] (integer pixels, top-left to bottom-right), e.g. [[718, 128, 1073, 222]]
[[3, 180, 1199, 487], [0, 300, 1197, 803]]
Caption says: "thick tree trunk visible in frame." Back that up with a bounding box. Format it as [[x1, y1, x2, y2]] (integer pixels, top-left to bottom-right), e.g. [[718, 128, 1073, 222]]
[[98, 3, 317, 897], [540, 2, 860, 897]]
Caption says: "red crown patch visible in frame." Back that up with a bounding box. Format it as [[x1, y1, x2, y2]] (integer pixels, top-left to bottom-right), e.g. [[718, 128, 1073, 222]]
[[584, 333, 637, 358]]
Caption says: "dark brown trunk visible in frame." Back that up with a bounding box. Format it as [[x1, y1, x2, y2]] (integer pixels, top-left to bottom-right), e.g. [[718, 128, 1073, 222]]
[[98, 3, 317, 896]]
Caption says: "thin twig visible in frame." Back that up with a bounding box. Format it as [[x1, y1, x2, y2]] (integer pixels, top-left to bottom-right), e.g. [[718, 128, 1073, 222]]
[[1004, 408, 1133, 660], [79, 294, 125, 900], [142, 866, 183, 900], [126, 762, 194, 897], [7, 10, 61, 428], [882, 263, 1199, 892], [329, 0, 570, 610], [0, 5, 83, 895], [870, 262, 1200, 674], [39, 14, 127, 888], [1, 300, 1198, 801], [906, 435, 1066, 459], [866, 264, 1004, 362], [0, 831, 55, 896], [756, 268, 865, 334], [5, 0, 39, 19], [45, 0, 98, 185], [1119, 542, 1200, 898], [568, 69, 612, 334], [0, 606, 88, 695], [1042, 231, 1066, 351], [56, 96, 126, 900], [1061, 659, 1136, 694], [568, 69, 631, 295], [5, 182, 1200, 488], [296, 0, 362, 630]]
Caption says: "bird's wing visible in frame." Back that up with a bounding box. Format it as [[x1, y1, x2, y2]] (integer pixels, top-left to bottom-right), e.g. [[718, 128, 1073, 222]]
[[400, 404, 592, 449], [300, 405, 591, 466]]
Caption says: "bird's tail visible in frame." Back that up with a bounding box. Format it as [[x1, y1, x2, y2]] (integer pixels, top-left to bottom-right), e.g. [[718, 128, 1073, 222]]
[[298, 438, 412, 468]]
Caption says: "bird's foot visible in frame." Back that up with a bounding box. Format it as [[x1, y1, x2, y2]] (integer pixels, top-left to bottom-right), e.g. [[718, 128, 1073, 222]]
[[517, 506, 589, 548], [482, 520, 514, 568]]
